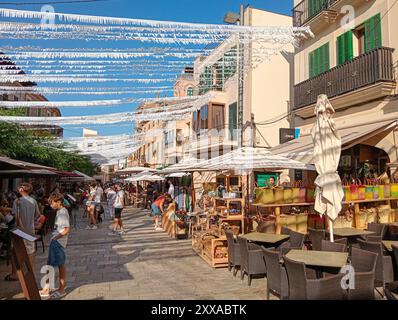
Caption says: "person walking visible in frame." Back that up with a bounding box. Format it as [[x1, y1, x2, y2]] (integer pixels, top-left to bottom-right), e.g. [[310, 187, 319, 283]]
[[108, 184, 125, 236], [105, 185, 116, 220], [39, 193, 70, 299], [4, 183, 40, 282]]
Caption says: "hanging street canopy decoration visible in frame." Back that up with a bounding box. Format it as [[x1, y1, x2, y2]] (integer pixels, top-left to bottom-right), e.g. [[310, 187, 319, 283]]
[[0, 7, 313, 163]]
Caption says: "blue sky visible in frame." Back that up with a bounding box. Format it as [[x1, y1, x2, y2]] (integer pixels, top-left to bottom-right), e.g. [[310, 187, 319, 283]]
[[2, 0, 294, 137]]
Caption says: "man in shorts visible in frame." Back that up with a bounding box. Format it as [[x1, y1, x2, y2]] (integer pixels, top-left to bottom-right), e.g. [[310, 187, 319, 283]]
[[108, 184, 125, 236], [4, 183, 40, 282]]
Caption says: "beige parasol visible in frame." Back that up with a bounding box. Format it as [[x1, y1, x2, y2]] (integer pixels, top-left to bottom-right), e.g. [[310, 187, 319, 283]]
[[311, 94, 344, 242]]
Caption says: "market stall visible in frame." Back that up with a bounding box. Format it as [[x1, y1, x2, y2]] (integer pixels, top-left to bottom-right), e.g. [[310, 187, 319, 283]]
[[183, 147, 314, 268]]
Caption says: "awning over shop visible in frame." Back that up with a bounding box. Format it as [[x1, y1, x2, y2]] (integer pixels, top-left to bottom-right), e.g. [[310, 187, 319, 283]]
[[272, 120, 398, 164], [180, 147, 315, 172], [160, 157, 208, 174], [0, 157, 58, 176]]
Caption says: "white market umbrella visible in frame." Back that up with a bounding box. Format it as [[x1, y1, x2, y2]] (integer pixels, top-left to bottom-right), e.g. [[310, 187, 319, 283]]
[[116, 166, 157, 174], [189, 147, 315, 172], [165, 172, 189, 178], [311, 95, 344, 242], [133, 174, 165, 182]]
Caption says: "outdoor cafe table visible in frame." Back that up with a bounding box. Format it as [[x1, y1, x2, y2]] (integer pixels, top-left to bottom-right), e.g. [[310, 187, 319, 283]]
[[382, 241, 398, 252], [242, 232, 290, 245], [286, 249, 349, 269]]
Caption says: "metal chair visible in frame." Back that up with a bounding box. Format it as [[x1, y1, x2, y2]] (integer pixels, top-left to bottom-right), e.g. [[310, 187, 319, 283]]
[[348, 247, 378, 300], [237, 236, 267, 286], [283, 255, 344, 300], [225, 230, 241, 276], [358, 239, 394, 294], [262, 247, 289, 300], [308, 228, 325, 251]]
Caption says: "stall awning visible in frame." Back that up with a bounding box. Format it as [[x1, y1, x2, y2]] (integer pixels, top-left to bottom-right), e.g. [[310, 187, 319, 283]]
[[272, 120, 398, 164], [0, 157, 58, 176]]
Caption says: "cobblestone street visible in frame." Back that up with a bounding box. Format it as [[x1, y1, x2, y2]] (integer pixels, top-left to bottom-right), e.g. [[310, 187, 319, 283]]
[[0, 207, 268, 300]]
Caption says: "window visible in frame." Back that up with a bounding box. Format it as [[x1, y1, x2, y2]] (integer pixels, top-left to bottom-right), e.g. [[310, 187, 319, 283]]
[[228, 102, 237, 141], [200, 105, 208, 130], [308, 0, 328, 19], [355, 27, 366, 55], [211, 104, 224, 131], [309, 43, 330, 78], [187, 87, 193, 96], [337, 31, 353, 65], [364, 13, 382, 52]]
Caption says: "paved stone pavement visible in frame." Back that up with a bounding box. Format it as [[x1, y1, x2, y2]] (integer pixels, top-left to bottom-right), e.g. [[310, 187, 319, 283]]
[[0, 206, 270, 300]]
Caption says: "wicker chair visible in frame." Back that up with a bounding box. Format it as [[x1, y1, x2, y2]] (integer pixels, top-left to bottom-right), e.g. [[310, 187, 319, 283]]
[[334, 237, 348, 247], [321, 240, 347, 252], [385, 281, 398, 300], [392, 244, 398, 279], [308, 228, 325, 251], [358, 239, 394, 292], [225, 230, 241, 276], [237, 236, 267, 286], [283, 255, 345, 300], [278, 230, 305, 255], [348, 247, 378, 300], [262, 247, 289, 300], [364, 223, 387, 239]]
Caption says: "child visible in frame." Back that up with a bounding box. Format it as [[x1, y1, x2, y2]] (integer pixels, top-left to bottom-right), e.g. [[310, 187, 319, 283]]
[[40, 194, 70, 299]]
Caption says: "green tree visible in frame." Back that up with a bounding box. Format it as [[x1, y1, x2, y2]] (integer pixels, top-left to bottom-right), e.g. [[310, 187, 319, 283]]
[[0, 120, 98, 175]]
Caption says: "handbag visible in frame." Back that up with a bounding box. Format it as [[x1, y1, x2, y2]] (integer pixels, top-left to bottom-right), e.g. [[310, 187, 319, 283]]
[[384, 183, 391, 199], [391, 179, 398, 198], [255, 187, 274, 204], [365, 179, 376, 200], [377, 205, 391, 223], [283, 187, 293, 204], [342, 180, 352, 202], [305, 187, 316, 203], [350, 179, 360, 201], [274, 187, 284, 204], [292, 181, 306, 203]]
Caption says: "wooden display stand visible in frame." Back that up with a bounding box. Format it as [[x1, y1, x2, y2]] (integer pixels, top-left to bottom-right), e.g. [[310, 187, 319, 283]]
[[10, 228, 40, 300], [161, 203, 187, 239], [192, 235, 228, 268], [214, 197, 245, 235], [342, 197, 398, 229], [253, 197, 398, 233], [253, 202, 312, 234]]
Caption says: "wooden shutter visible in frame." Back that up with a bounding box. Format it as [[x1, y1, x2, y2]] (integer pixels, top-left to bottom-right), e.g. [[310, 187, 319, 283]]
[[322, 43, 330, 72], [337, 31, 353, 65], [365, 14, 382, 52], [309, 51, 314, 78]]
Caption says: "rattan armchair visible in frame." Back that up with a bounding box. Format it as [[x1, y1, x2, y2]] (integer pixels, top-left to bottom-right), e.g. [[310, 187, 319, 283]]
[[358, 239, 394, 292], [278, 230, 305, 255], [237, 236, 267, 286], [262, 247, 289, 300], [348, 247, 377, 300], [308, 228, 326, 251], [321, 240, 347, 252], [361, 223, 387, 242], [283, 256, 345, 300], [225, 230, 241, 276]]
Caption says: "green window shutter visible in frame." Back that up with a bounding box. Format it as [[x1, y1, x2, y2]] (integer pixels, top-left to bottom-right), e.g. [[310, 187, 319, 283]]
[[365, 13, 382, 52], [374, 13, 382, 49], [337, 32, 352, 65], [309, 42, 330, 78], [229, 103, 237, 141]]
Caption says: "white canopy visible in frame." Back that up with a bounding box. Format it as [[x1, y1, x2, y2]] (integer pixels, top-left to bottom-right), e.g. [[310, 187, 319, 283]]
[[181, 147, 315, 172], [160, 157, 208, 173], [126, 174, 165, 182], [72, 170, 96, 182], [165, 172, 189, 178], [116, 166, 157, 174]]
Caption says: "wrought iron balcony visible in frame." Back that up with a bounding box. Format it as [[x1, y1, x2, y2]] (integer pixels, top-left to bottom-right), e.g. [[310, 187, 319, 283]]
[[294, 47, 396, 110], [293, 0, 339, 27]]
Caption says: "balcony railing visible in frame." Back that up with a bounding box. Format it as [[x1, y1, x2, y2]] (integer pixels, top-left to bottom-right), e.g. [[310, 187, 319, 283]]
[[293, 0, 339, 27], [294, 47, 395, 110]]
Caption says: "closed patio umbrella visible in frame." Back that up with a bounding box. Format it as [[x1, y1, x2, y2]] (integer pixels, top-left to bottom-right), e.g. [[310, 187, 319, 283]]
[[311, 94, 344, 242]]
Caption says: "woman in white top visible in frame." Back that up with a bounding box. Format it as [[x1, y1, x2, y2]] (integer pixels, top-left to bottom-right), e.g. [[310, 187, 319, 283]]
[[86, 184, 98, 230]]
